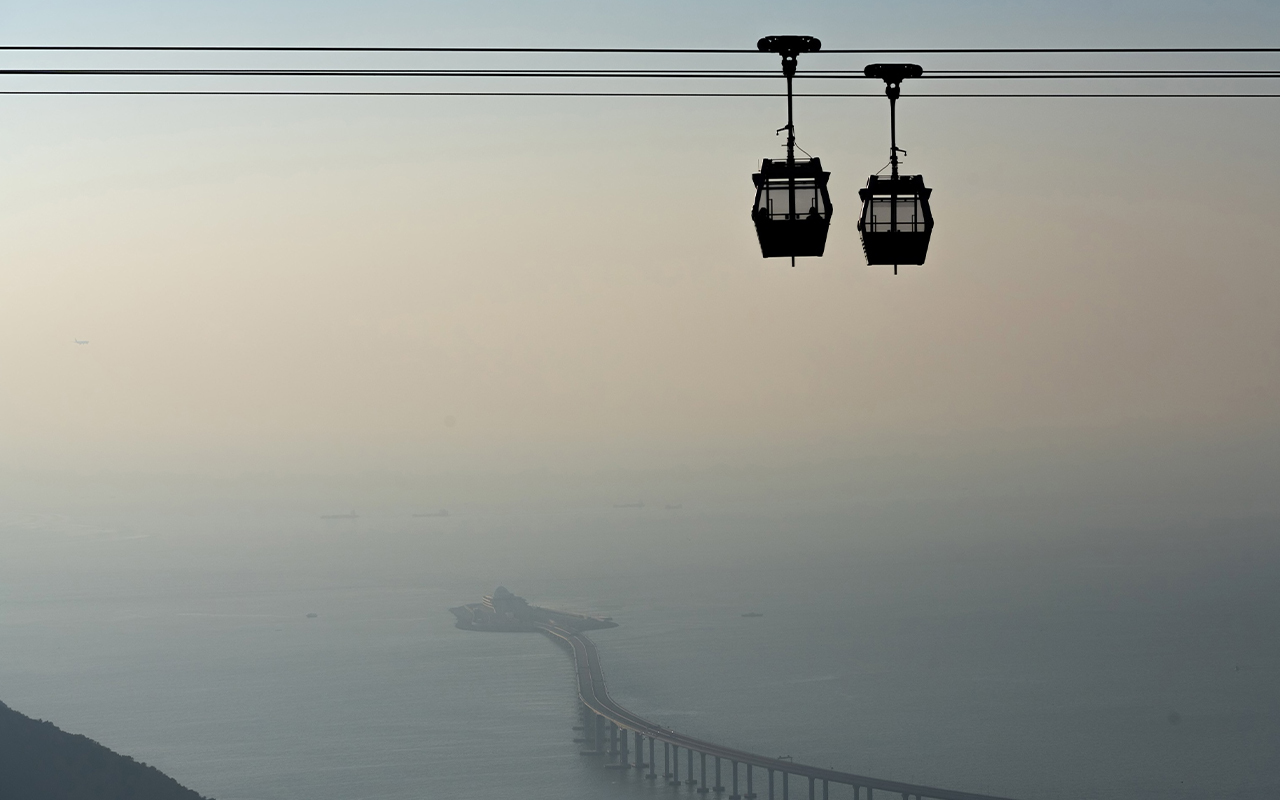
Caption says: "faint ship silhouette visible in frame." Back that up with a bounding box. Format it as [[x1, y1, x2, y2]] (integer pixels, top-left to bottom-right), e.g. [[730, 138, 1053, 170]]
[[320, 510, 358, 519]]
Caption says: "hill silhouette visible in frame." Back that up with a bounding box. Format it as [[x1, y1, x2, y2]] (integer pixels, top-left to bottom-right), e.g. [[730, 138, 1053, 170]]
[[0, 700, 211, 800]]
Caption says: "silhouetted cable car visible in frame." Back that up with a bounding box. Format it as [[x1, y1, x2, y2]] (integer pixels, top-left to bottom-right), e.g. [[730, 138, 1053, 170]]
[[858, 64, 934, 273], [753, 35, 832, 266], [859, 175, 933, 267]]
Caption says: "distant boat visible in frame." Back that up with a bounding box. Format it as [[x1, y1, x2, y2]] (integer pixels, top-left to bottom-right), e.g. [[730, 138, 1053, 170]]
[[306, 613, 318, 618], [665, 504, 683, 510], [742, 612, 764, 618], [321, 510, 358, 519], [613, 501, 645, 509], [74, 339, 88, 345], [413, 510, 450, 518]]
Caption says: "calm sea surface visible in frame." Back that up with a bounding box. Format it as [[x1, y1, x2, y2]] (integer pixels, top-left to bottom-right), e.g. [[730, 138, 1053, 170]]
[[1, 503, 1277, 800]]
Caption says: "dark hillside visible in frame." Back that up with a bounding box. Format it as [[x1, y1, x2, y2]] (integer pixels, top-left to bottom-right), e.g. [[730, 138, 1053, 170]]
[[0, 701, 210, 800]]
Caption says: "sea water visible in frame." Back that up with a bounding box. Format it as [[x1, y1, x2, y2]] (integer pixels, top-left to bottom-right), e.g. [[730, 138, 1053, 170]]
[[0, 501, 1277, 800]]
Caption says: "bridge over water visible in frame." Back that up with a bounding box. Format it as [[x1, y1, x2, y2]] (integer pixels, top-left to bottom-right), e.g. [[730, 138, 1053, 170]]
[[538, 622, 1022, 800]]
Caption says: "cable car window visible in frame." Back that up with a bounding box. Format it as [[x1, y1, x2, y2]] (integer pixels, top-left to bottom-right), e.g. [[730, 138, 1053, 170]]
[[757, 185, 824, 220], [862, 196, 925, 233]]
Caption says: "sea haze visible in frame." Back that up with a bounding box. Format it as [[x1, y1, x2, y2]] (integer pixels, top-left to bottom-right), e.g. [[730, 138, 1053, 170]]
[[0, 498, 1277, 800]]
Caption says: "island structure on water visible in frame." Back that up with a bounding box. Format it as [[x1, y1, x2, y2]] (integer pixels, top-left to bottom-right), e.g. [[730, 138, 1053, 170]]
[[450, 587, 617, 633], [451, 588, 1021, 800]]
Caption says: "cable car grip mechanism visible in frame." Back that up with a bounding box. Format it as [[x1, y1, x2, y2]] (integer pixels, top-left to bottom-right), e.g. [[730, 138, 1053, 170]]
[[865, 63, 923, 180], [758, 36, 822, 166]]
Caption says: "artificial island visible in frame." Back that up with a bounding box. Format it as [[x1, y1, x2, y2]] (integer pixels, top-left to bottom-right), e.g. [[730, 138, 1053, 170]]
[[450, 588, 1018, 800], [450, 586, 617, 632]]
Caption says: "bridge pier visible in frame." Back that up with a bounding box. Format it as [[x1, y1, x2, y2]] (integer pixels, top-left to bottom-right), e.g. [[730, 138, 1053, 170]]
[[697, 751, 709, 794], [541, 620, 1010, 800], [619, 726, 629, 766]]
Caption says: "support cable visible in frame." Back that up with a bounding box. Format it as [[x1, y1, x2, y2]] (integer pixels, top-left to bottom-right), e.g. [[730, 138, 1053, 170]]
[[1, 90, 1278, 97], [3, 68, 1280, 78], [0, 45, 1278, 54]]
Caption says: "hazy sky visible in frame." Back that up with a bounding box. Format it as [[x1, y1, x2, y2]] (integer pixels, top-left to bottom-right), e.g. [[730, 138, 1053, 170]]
[[1, 0, 1278, 488]]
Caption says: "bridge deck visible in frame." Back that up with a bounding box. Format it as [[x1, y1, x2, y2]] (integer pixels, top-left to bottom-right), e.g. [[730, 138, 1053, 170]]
[[537, 622, 1023, 800]]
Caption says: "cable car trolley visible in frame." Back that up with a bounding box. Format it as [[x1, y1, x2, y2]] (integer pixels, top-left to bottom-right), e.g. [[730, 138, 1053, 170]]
[[858, 64, 934, 273], [752, 35, 833, 266]]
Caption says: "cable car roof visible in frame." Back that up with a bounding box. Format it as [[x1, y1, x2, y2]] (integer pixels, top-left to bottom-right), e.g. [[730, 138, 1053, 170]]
[[756, 157, 828, 179], [859, 174, 932, 199]]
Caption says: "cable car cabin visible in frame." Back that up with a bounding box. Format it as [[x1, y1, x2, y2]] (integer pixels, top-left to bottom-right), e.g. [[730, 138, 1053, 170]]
[[857, 174, 934, 266], [752, 157, 833, 259]]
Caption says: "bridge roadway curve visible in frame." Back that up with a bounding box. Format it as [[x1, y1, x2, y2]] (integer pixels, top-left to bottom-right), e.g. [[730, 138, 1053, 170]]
[[537, 622, 1022, 800]]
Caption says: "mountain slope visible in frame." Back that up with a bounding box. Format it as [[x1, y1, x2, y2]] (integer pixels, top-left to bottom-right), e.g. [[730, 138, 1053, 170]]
[[0, 700, 210, 800]]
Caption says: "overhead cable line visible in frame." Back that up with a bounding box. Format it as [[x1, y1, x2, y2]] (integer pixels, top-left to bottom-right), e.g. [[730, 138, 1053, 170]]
[[1, 45, 1279, 54], [3, 90, 1278, 98], [4, 68, 1280, 79], [4, 46, 1278, 98]]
